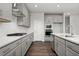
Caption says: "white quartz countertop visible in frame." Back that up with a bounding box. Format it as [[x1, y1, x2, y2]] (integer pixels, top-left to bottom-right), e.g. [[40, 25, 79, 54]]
[[0, 32, 32, 49], [51, 33, 79, 45]]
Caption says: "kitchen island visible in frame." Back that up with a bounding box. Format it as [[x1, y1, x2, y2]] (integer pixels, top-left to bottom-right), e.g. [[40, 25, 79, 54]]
[[51, 33, 79, 56], [0, 32, 34, 56]]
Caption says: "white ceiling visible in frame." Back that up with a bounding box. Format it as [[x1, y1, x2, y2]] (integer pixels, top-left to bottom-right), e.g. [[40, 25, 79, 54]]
[[26, 3, 79, 15]]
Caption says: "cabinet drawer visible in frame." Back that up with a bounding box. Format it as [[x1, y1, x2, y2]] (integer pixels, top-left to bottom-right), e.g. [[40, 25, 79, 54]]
[[66, 41, 79, 54], [22, 36, 27, 42], [54, 38, 58, 54], [55, 36, 65, 44], [5, 49, 16, 56], [0, 43, 15, 55], [66, 47, 79, 56], [30, 34, 33, 42], [58, 42, 66, 56], [0, 39, 21, 56], [12, 39, 22, 48]]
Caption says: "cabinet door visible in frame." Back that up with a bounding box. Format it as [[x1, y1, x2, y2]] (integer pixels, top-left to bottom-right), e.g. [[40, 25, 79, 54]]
[[57, 42, 65, 56], [66, 41, 79, 54], [27, 35, 32, 48], [54, 36, 66, 56], [53, 15, 63, 22], [51, 39, 54, 49], [66, 48, 74, 56], [5, 48, 16, 56], [66, 47, 79, 56], [15, 44, 22, 56], [52, 35, 55, 50], [5, 44, 22, 56], [26, 38, 31, 50], [22, 41, 27, 56], [30, 33, 34, 42], [54, 37, 58, 54]]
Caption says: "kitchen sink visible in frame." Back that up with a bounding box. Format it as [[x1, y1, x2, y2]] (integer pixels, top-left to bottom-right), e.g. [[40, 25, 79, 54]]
[[7, 33, 27, 36]]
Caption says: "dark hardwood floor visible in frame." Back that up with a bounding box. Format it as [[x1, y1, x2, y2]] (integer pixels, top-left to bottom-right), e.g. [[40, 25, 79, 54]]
[[26, 41, 56, 56]]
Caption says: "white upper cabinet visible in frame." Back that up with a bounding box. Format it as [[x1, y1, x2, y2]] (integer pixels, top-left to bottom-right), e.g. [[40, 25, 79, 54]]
[[0, 3, 12, 21], [45, 14, 63, 24], [53, 15, 63, 23]]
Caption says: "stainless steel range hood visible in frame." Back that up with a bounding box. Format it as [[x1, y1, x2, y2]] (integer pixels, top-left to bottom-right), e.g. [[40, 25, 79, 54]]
[[12, 8, 25, 17], [12, 3, 25, 17]]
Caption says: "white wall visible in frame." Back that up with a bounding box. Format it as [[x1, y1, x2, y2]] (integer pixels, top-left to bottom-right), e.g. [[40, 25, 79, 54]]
[[70, 15, 79, 35], [0, 3, 12, 20], [0, 3, 33, 37], [30, 13, 44, 41]]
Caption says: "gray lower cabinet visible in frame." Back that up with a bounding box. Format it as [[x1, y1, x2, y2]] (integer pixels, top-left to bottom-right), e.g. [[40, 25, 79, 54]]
[[5, 44, 22, 56], [53, 35, 79, 56], [66, 41, 79, 56], [15, 44, 22, 56], [54, 37, 58, 54], [21, 33, 34, 56], [54, 36, 65, 56], [21, 41, 28, 56], [52, 35, 55, 50], [66, 47, 79, 56], [0, 33, 34, 56], [66, 48, 74, 56], [5, 48, 16, 56], [57, 42, 65, 56]]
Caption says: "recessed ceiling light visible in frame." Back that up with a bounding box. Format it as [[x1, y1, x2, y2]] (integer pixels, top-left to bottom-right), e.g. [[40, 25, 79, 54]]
[[57, 5, 60, 7], [34, 5, 38, 7], [13, 3, 16, 7]]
